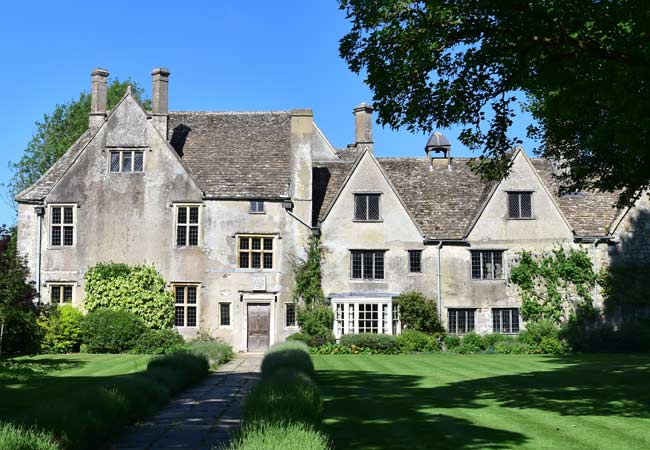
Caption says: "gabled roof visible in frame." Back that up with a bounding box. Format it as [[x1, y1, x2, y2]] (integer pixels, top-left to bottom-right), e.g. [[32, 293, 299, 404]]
[[313, 154, 622, 239], [168, 111, 292, 199]]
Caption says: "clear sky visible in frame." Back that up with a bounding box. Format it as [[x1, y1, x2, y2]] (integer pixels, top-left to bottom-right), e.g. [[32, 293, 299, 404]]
[[0, 0, 537, 226]]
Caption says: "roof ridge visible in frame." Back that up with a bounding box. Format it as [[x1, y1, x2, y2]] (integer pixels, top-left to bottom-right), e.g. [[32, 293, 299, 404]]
[[169, 110, 291, 115]]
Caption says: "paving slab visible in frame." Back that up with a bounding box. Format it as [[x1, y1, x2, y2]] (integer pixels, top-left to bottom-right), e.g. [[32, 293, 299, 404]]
[[112, 353, 262, 450]]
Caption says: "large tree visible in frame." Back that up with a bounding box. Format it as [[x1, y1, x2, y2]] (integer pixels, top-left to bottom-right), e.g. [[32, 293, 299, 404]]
[[4, 79, 150, 207], [339, 0, 650, 205]]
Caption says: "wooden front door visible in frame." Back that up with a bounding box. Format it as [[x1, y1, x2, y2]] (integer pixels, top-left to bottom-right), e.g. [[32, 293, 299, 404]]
[[247, 303, 270, 352]]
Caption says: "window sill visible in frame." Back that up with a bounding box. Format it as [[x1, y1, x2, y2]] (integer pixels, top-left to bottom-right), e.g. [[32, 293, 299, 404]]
[[47, 246, 75, 250], [352, 219, 383, 223], [249, 211, 266, 215], [506, 217, 536, 220], [350, 279, 386, 283], [471, 278, 505, 282], [284, 326, 299, 331], [235, 268, 277, 273], [174, 245, 202, 249]]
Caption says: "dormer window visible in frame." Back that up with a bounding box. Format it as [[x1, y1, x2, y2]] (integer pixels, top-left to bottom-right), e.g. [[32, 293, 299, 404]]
[[354, 193, 380, 221], [507, 192, 533, 219], [110, 150, 144, 173]]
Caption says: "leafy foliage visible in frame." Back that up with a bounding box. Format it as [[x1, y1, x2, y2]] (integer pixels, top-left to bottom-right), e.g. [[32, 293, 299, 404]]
[[396, 329, 443, 352], [293, 237, 325, 306], [261, 341, 314, 377], [80, 309, 146, 353], [5, 79, 150, 205], [396, 291, 444, 333], [0, 422, 60, 450], [297, 305, 334, 339], [38, 305, 83, 354], [338, 0, 650, 205], [226, 422, 332, 450], [340, 333, 401, 354], [183, 341, 234, 367], [130, 328, 185, 355], [84, 263, 174, 330], [0, 225, 37, 355], [510, 248, 596, 325]]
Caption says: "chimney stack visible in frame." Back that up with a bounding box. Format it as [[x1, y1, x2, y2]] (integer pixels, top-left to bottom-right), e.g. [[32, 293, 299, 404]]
[[89, 68, 109, 128], [353, 103, 374, 153], [151, 67, 170, 136]]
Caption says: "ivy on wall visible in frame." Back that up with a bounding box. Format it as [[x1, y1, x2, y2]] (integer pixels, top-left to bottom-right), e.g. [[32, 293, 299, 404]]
[[292, 236, 325, 306], [509, 247, 597, 325]]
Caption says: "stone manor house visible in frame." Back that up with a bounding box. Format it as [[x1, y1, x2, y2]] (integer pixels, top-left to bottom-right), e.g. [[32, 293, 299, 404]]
[[15, 68, 649, 352]]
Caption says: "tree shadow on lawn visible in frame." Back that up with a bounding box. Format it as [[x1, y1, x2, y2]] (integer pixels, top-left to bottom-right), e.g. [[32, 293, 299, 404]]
[[0, 357, 87, 385], [316, 354, 650, 450]]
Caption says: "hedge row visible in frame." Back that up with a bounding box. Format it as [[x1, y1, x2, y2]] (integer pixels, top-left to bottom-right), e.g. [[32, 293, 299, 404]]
[[224, 341, 331, 450]]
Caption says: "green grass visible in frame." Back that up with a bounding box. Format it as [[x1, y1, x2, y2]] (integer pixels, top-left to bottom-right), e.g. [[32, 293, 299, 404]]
[[313, 353, 650, 450]]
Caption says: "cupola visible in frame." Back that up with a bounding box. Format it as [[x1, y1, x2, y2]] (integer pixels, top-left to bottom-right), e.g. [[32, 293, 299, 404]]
[[425, 131, 451, 170]]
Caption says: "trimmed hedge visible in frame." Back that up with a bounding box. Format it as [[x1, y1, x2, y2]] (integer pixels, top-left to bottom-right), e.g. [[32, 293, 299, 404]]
[[80, 309, 146, 353], [224, 422, 331, 450], [260, 341, 314, 377], [0, 422, 59, 450], [184, 341, 234, 366], [340, 333, 401, 354], [130, 328, 185, 355]]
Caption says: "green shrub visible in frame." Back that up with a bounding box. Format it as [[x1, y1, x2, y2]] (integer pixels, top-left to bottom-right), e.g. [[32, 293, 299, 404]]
[[130, 328, 185, 354], [261, 341, 314, 377], [395, 291, 444, 333], [0, 422, 60, 450], [519, 319, 570, 354], [396, 330, 442, 352], [147, 350, 210, 392], [297, 305, 334, 339], [340, 333, 401, 354], [493, 339, 531, 354], [483, 333, 507, 348], [444, 334, 461, 350], [537, 336, 570, 354], [184, 341, 234, 366], [287, 332, 334, 348], [84, 263, 174, 329], [244, 368, 322, 427], [286, 332, 313, 346], [460, 332, 487, 352], [38, 305, 83, 353], [225, 422, 331, 450], [81, 309, 146, 353], [0, 306, 41, 355]]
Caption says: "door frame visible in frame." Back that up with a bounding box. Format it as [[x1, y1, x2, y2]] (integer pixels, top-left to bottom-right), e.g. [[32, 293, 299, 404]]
[[243, 294, 275, 351]]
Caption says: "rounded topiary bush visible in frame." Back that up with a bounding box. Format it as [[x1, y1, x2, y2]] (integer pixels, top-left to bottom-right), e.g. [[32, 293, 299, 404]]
[[130, 328, 185, 354], [81, 309, 146, 353], [261, 341, 314, 377]]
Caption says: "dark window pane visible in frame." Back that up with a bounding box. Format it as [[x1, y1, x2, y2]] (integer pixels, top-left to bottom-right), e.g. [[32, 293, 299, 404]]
[[133, 152, 144, 172], [177, 207, 187, 224], [352, 251, 362, 278], [175, 306, 185, 326], [508, 193, 520, 218], [51, 226, 61, 246], [220, 303, 231, 326], [409, 250, 422, 273], [493, 252, 504, 279], [188, 226, 199, 246], [52, 207, 61, 224], [252, 253, 261, 268], [263, 238, 273, 250], [252, 238, 261, 250], [374, 251, 384, 279], [368, 195, 380, 220], [354, 195, 367, 220], [263, 252, 273, 269], [176, 226, 187, 246], [250, 200, 264, 213], [63, 207, 73, 224], [51, 286, 61, 304], [110, 152, 120, 172], [187, 287, 197, 304], [175, 287, 185, 304], [189, 207, 199, 224], [520, 193, 532, 218], [187, 306, 197, 327], [63, 286, 72, 303], [63, 226, 74, 246], [240, 238, 249, 250], [512, 309, 520, 333], [240, 253, 249, 268], [362, 252, 373, 279], [122, 151, 132, 172], [471, 251, 481, 279], [286, 303, 296, 327]]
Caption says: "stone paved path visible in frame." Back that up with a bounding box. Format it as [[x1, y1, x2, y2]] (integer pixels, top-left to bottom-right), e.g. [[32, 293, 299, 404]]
[[113, 354, 263, 450]]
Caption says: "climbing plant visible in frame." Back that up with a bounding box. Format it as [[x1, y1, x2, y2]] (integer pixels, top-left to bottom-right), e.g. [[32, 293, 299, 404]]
[[509, 247, 596, 325], [292, 236, 325, 306]]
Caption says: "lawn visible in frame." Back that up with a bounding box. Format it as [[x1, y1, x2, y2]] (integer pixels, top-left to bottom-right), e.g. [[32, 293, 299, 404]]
[[0, 354, 151, 448], [313, 353, 650, 450]]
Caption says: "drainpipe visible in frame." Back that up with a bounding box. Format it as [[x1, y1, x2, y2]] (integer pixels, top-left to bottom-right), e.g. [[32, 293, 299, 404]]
[[34, 206, 45, 304], [591, 238, 604, 308], [437, 241, 443, 319]]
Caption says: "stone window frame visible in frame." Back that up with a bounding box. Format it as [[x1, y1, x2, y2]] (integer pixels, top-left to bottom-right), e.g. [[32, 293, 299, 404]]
[[108, 149, 145, 173], [492, 308, 521, 334], [470, 249, 506, 280], [249, 200, 266, 214], [284, 302, 297, 329], [408, 250, 423, 274], [237, 235, 275, 270], [174, 203, 202, 248], [507, 191, 534, 219], [350, 250, 386, 280], [447, 308, 476, 334], [353, 192, 382, 222], [219, 302, 232, 327], [48, 204, 77, 248], [173, 284, 199, 328], [48, 282, 75, 305]]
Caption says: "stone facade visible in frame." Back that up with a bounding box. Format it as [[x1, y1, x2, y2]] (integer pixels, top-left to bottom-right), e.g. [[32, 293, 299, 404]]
[[15, 68, 649, 349]]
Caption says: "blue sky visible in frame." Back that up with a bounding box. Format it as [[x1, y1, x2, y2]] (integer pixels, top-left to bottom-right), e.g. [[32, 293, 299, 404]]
[[0, 0, 537, 226]]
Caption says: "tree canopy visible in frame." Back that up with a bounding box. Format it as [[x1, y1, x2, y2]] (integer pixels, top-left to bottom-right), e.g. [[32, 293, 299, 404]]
[[339, 0, 650, 205], [5, 79, 150, 207]]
